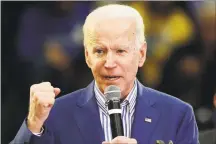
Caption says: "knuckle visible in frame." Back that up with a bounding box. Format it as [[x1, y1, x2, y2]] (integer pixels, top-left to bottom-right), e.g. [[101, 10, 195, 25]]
[[39, 85, 54, 92], [41, 82, 51, 86], [130, 138, 137, 143], [47, 86, 54, 92], [33, 91, 41, 97], [49, 85, 54, 89], [30, 84, 37, 90], [30, 84, 38, 93]]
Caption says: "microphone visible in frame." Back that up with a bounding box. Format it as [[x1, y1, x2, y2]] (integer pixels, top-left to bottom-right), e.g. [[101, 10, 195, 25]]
[[105, 85, 124, 139]]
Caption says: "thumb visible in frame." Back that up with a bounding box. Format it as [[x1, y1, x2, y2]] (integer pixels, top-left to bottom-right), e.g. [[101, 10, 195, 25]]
[[54, 88, 61, 97]]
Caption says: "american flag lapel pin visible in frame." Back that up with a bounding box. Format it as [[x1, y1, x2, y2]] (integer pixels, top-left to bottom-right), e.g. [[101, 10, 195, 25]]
[[144, 117, 152, 123]]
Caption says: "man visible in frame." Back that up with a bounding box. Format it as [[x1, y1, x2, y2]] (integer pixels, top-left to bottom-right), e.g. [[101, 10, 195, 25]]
[[11, 4, 199, 144]]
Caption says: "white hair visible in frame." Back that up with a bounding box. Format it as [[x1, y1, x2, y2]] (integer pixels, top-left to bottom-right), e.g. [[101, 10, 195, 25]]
[[83, 4, 146, 49]]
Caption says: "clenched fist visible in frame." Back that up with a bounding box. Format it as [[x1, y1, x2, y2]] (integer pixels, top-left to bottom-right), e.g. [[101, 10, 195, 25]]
[[27, 82, 61, 133]]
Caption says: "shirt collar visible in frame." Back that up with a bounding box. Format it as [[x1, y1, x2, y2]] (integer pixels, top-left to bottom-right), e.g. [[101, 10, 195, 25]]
[[94, 80, 137, 114]]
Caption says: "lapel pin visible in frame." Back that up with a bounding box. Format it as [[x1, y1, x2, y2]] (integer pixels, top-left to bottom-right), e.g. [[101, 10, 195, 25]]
[[145, 117, 152, 123], [156, 140, 165, 144]]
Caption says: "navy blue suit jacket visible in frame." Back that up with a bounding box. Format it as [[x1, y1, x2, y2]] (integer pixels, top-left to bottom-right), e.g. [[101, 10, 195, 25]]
[[11, 80, 199, 144]]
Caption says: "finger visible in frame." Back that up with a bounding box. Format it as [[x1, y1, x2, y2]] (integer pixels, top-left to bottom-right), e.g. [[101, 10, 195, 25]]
[[30, 83, 53, 96], [33, 92, 55, 99], [111, 136, 127, 143], [32, 92, 55, 104], [102, 141, 110, 144], [128, 138, 137, 144], [40, 82, 51, 86], [111, 136, 136, 144], [37, 96, 55, 107], [35, 85, 54, 92], [54, 88, 61, 97], [30, 84, 39, 96]]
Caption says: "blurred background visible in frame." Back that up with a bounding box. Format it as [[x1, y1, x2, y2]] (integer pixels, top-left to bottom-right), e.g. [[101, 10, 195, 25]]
[[1, 1, 216, 144]]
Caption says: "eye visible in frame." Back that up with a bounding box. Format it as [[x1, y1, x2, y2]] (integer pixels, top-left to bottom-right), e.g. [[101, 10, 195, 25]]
[[96, 49, 104, 54], [93, 48, 105, 56], [117, 49, 126, 53]]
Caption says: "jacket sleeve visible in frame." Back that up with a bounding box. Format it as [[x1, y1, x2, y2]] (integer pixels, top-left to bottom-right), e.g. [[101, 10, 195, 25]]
[[175, 104, 200, 144], [10, 119, 55, 144]]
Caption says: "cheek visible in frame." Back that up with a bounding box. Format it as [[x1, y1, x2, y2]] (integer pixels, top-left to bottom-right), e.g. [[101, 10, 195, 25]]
[[91, 60, 103, 75], [129, 57, 139, 75], [128, 53, 139, 67], [119, 57, 139, 75]]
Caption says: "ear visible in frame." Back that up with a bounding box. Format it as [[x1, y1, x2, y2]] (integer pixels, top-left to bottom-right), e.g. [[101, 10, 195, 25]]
[[138, 42, 147, 67], [85, 47, 92, 68]]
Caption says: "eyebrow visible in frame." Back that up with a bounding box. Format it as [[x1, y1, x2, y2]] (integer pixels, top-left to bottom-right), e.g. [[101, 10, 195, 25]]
[[91, 44, 133, 50]]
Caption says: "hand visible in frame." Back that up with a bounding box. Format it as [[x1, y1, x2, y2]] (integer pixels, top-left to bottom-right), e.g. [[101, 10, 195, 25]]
[[102, 136, 137, 144], [27, 82, 61, 133]]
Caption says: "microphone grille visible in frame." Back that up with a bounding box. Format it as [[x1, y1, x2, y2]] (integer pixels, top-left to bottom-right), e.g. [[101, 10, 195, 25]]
[[104, 85, 121, 101]]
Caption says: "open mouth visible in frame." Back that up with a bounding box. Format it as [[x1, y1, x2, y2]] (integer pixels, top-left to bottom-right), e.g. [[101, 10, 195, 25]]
[[103, 76, 121, 81]]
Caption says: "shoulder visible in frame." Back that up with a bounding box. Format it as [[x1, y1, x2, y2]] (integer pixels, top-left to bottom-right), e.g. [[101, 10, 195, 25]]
[[49, 81, 95, 113], [53, 88, 86, 109], [143, 87, 194, 115], [45, 87, 87, 124], [143, 87, 198, 135]]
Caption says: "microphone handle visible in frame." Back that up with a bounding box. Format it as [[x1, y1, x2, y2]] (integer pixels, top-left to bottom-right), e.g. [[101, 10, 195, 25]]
[[110, 113, 124, 138], [108, 100, 124, 138]]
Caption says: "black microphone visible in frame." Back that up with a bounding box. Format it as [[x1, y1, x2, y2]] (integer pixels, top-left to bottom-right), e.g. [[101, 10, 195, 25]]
[[105, 85, 124, 139]]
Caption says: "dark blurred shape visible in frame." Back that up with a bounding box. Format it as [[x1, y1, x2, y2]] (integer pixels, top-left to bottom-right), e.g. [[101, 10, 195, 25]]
[[148, 1, 175, 16], [17, 1, 93, 93], [158, 1, 216, 131], [2, 2, 94, 144], [130, 1, 195, 88], [199, 128, 216, 144]]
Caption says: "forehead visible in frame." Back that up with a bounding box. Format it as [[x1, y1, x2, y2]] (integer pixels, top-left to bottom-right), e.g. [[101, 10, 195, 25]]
[[86, 17, 137, 48]]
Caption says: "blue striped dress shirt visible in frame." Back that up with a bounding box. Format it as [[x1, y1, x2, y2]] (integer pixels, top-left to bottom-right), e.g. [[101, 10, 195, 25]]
[[94, 80, 137, 141]]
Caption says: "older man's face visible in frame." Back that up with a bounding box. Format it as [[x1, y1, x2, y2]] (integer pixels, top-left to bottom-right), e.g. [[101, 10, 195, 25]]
[[85, 17, 146, 97]]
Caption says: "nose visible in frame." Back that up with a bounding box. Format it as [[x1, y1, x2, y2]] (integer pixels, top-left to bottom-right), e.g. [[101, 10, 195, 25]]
[[104, 52, 117, 68]]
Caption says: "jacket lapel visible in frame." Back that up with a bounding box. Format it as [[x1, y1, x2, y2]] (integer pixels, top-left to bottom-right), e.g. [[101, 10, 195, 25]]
[[73, 80, 160, 144], [74, 81, 105, 144], [131, 81, 160, 144]]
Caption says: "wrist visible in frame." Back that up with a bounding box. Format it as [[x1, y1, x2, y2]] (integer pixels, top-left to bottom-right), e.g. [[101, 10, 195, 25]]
[[27, 116, 44, 133]]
